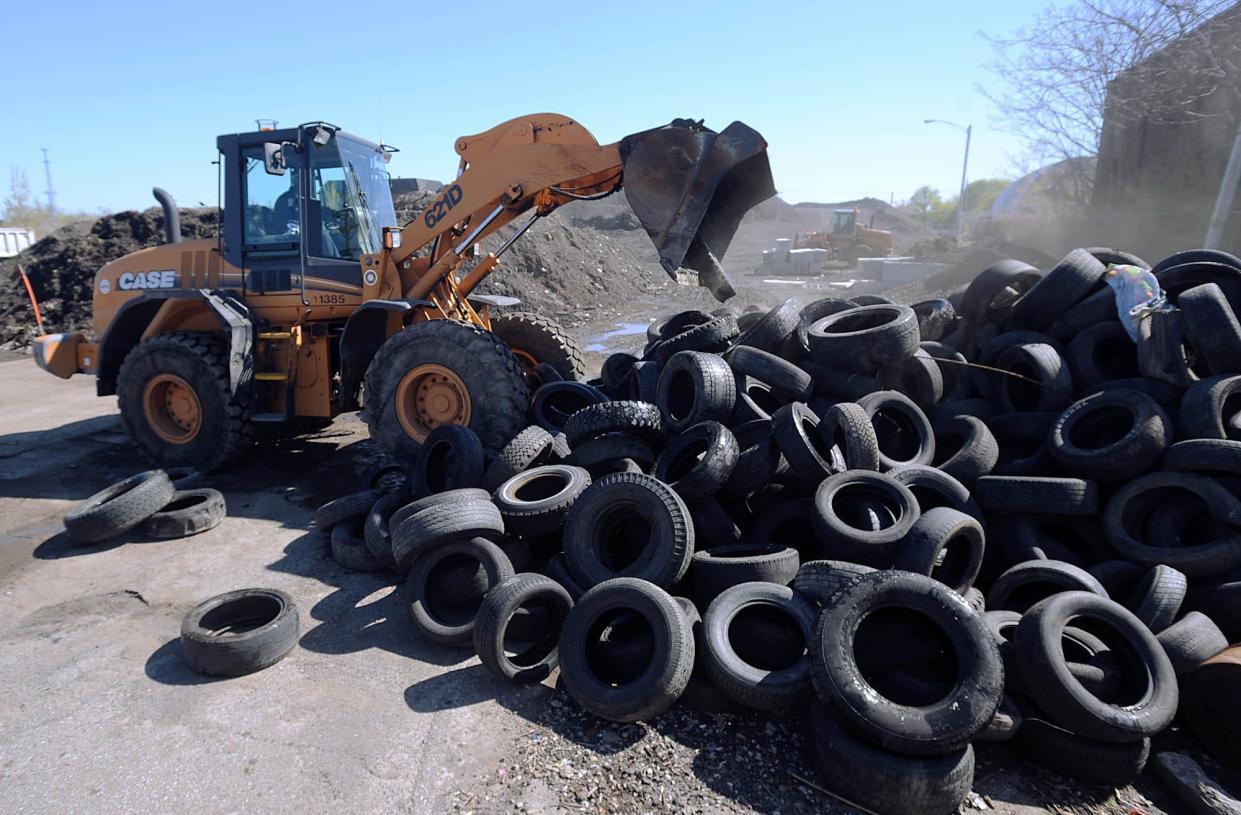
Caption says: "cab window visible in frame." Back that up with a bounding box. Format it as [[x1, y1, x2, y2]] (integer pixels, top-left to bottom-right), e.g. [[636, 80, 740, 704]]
[[242, 147, 299, 250]]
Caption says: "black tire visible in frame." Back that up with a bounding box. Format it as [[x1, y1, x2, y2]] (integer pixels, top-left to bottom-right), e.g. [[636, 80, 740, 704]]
[[987, 559, 1108, 613], [413, 424, 484, 495], [565, 433, 655, 473], [976, 694, 1023, 743], [992, 343, 1074, 413], [897, 349, 944, 409], [719, 419, 783, 498], [658, 309, 713, 341], [1065, 322, 1140, 388], [990, 514, 1098, 568], [747, 497, 816, 556], [858, 390, 935, 470], [164, 467, 206, 490], [390, 499, 504, 570], [911, 298, 957, 343], [958, 259, 1043, 329], [727, 345, 813, 402], [887, 466, 979, 522], [807, 703, 975, 815], [690, 544, 800, 604], [818, 402, 881, 471], [63, 470, 176, 544], [563, 401, 663, 446], [690, 496, 744, 548], [1008, 248, 1107, 330], [1103, 471, 1241, 578], [701, 582, 816, 711], [558, 578, 693, 722], [180, 588, 299, 677], [736, 298, 800, 353], [1188, 579, 1241, 641], [972, 330, 1064, 402], [140, 488, 226, 539], [619, 360, 661, 403], [1156, 611, 1229, 675], [656, 313, 739, 362], [1013, 591, 1178, 742], [656, 351, 736, 433], [116, 332, 253, 471], [796, 298, 855, 356], [1048, 286, 1117, 342], [1048, 390, 1170, 481], [804, 361, 898, 401], [544, 553, 587, 600], [532, 362, 563, 386], [893, 507, 984, 594], [652, 421, 739, 500], [387, 487, 490, 540], [986, 411, 1056, 477], [314, 489, 380, 533], [600, 352, 638, 396], [791, 560, 875, 606], [480, 425, 556, 491], [931, 415, 998, 487], [474, 573, 574, 684], [492, 464, 591, 537], [489, 310, 586, 381], [363, 492, 403, 569], [1138, 306, 1197, 388], [562, 472, 694, 590], [1130, 564, 1187, 632], [363, 320, 530, 458], [1013, 717, 1149, 787], [407, 537, 514, 645], [811, 470, 920, 567], [772, 402, 840, 484], [1087, 246, 1149, 268], [806, 304, 920, 374], [531, 381, 609, 434], [1163, 438, 1241, 473], [920, 341, 972, 402], [974, 475, 1098, 515], [810, 570, 1003, 755], [1179, 375, 1241, 440], [330, 517, 385, 572], [1179, 282, 1241, 376]]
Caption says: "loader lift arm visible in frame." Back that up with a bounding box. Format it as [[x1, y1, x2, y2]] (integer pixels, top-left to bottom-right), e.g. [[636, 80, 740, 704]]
[[378, 113, 774, 318]]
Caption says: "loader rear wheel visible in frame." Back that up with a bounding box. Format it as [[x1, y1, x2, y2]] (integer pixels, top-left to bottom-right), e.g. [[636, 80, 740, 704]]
[[364, 320, 531, 459], [490, 311, 586, 382], [117, 332, 253, 471]]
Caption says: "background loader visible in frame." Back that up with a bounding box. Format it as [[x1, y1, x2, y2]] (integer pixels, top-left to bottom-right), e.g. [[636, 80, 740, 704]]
[[32, 114, 774, 469], [793, 207, 893, 265]]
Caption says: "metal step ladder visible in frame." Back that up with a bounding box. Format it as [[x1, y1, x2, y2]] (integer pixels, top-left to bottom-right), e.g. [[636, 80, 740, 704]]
[[252, 330, 295, 422]]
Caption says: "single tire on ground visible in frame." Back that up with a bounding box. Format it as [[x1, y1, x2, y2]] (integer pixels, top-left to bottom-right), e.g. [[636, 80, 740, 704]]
[[64, 470, 177, 544], [180, 588, 299, 677]]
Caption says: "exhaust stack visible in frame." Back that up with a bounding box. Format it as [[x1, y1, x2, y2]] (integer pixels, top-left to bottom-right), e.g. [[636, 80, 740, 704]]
[[620, 120, 776, 301], [152, 187, 182, 244]]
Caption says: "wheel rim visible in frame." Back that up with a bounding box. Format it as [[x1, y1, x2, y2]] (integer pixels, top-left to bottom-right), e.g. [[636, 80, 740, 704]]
[[142, 374, 202, 444], [394, 363, 472, 442]]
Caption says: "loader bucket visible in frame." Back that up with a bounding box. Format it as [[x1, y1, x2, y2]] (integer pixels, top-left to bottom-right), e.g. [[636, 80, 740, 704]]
[[620, 120, 776, 301]]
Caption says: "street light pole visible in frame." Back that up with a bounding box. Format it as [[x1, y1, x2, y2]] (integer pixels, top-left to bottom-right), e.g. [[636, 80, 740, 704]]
[[924, 119, 973, 239]]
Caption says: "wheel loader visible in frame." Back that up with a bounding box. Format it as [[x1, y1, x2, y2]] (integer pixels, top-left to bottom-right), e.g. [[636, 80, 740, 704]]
[[794, 208, 893, 266], [32, 114, 774, 469]]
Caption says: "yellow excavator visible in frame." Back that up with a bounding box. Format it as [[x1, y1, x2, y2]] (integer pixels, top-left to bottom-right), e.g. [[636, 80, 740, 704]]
[[32, 114, 774, 468]]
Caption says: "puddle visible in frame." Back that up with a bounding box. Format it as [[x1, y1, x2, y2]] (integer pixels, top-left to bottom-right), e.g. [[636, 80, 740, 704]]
[[583, 322, 649, 353]]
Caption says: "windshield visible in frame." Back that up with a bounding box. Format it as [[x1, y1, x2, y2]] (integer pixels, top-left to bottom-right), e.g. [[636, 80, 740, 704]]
[[308, 134, 397, 259], [831, 211, 855, 234]]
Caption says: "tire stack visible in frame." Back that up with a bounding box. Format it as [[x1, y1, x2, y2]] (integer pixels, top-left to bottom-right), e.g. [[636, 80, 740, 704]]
[[314, 249, 1241, 813]]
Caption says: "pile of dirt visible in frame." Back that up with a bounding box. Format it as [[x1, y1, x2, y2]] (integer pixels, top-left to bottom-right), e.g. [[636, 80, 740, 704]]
[[0, 208, 219, 349]]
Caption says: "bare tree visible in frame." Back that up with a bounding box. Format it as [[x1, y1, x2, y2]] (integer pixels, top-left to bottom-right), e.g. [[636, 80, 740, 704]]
[[983, 0, 1240, 193]]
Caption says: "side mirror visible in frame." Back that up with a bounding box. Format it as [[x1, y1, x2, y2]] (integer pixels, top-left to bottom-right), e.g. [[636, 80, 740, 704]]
[[263, 142, 287, 176]]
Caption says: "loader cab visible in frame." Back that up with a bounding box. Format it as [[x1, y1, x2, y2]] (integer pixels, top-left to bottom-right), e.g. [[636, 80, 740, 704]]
[[216, 122, 398, 298], [831, 209, 857, 236]]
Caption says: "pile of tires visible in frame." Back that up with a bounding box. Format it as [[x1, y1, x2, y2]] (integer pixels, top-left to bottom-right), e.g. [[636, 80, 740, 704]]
[[63, 467, 225, 543], [314, 247, 1241, 814]]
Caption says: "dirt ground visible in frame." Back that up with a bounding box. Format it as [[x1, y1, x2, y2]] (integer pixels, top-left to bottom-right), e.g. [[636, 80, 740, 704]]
[[0, 325, 1205, 815]]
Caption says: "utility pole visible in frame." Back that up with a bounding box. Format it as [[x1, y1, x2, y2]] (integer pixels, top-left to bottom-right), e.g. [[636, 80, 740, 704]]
[[1206, 116, 1241, 249], [924, 119, 972, 240], [40, 146, 55, 214]]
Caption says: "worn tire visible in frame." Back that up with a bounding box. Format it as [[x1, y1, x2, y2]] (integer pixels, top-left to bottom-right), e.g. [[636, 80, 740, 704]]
[[690, 544, 800, 604], [407, 537, 514, 645], [64, 470, 176, 544], [480, 425, 556, 491], [1013, 718, 1149, 787], [772, 402, 840, 484], [807, 304, 920, 374], [975, 476, 1098, 516], [859, 390, 935, 470], [1048, 390, 1170, 482], [563, 401, 663, 446], [391, 499, 504, 570], [791, 560, 875, 606], [492, 464, 591, 537], [656, 351, 736, 434], [330, 516, 385, 572], [812, 470, 920, 567], [180, 588, 299, 677], [140, 488, 226, 539], [931, 415, 998, 487], [531, 381, 609, 434], [728, 345, 813, 402], [363, 492, 403, 569], [893, 507, 984, 594], [1156, 611, 1229, 675], [1179, 282, 1241, 376], [413, 424, 485, 495], [474, 573, 574, 684], [1008, 248, 1107, 330], [987, 559, 1108, 613]]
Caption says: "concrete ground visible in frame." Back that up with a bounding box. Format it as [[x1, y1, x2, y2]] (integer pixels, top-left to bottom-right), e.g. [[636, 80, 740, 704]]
[[0, 350, 1193, 815], [0, 355, 560, 814]]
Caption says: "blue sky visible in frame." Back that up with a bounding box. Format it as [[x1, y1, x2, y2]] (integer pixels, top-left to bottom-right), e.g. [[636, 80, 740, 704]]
[[0, 0, 1040, 216]]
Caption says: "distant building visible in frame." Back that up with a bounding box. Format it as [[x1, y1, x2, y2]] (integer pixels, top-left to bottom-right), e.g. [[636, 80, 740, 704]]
[[1093, 4, 1241, 256]]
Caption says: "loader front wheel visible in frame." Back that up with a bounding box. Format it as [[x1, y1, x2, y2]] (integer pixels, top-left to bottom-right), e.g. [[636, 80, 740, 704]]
[[364, 320, 531, 459], [489, 311, 586, 382], [117, 332, 253, 471]]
